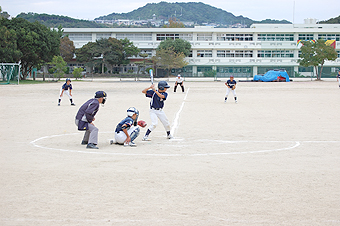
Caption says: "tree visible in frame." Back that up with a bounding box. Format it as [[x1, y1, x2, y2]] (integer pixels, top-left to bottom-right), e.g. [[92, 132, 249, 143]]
[[60, 36, 75, 62], [94, 38, 124, 73], [76, 38, 124, 74], [0, 6, 10, 19], [0, 26, 22, 62], [120, 38, 140, 64], [72, 67, 84, 80], [298, 39, 337, 80], [153, 47, 188, 77], [0, 17, 61, 79], [163, 17, 185, 28], [75, 41, 99, 72], [51, 55, 67, 80], [158, 38, 191, 57]]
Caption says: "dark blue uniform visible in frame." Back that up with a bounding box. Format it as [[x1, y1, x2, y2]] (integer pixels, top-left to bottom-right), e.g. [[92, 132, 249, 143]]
[[115, 117, 134, 133], [146, 90, 168, 109]]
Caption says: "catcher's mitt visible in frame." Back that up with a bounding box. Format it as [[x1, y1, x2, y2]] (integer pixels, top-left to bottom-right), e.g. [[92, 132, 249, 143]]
[[137, 120, 147, 128]]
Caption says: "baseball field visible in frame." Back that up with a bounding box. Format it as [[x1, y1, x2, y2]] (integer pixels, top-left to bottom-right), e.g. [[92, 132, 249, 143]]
[[1, 78, 340, 225]]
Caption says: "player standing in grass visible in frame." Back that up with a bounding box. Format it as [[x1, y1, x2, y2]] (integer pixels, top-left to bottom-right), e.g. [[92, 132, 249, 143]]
[[75, 91, 107, 149], [337, 71, 340, 88], [142, 81, 173, 141], [58, 78, 75, 106], [174, 74, 185, 92], [224, 76, 237, 103]]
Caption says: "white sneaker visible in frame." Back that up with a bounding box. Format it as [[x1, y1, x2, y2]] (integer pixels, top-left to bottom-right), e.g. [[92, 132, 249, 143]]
[[167, 134, 173, 139], [124, 141, 137, 147], [142, 136, 151, 141], [235, 100, 238, 103]]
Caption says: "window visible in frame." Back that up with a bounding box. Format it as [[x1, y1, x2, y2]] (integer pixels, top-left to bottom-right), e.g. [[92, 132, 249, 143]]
[[216, 34, 253, 41], [197, 50, 212, 57], [156, 33, 193, 41], [68, 33, 92, 41], [298, 34, 314, 40], [116, 33, 152, 41], [258, 50, 294, 58], [337, 51, 340, 58], [96, 33, 111, 40], [217, 50, 253, 57], [318, 34, 340, 41], [257, 34, 294, 41], [197, 33, 212, 41]]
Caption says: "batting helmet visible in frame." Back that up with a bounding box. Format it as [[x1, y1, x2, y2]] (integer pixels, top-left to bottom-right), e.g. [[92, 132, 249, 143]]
[[127, 107, 139, 117], [66, 78, 71, 82], [158, 81, 170, 90]]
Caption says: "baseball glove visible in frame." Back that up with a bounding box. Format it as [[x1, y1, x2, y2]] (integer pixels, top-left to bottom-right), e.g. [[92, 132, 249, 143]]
[[137, 120, 147, 128]]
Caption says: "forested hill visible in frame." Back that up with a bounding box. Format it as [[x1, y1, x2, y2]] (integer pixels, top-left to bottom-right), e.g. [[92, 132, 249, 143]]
[[16, 13, 108, 28], [319, 15, 340, 24], [95, 2, 291, 27]]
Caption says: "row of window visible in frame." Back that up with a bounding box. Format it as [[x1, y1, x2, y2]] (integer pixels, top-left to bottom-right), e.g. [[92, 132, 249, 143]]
[[139, 50, 337, 58], [68, 33, 340, 42]]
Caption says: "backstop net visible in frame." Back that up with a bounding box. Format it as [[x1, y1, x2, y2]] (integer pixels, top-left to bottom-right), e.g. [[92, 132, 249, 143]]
[[0, 63, 20, 85]]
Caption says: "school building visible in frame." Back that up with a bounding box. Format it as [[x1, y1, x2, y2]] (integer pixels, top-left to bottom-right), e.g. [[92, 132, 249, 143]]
[[63, 19, 340, 78]]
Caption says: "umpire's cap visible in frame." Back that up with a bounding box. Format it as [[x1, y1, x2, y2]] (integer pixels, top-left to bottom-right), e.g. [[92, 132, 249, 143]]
[[95, 91, 107, 98], [158, 81, 170, 90]]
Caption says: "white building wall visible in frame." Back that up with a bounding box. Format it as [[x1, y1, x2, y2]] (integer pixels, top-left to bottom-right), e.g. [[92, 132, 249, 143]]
[[64, 23, 340, 77]]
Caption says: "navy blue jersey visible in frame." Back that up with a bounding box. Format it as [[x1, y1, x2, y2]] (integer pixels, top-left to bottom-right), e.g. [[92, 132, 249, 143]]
[[146, 90, 168, 109], [115, 116, 134, 133], [226, 80, 237, 88], [337, 72, 340, 78], [62, 83, 72, 90]]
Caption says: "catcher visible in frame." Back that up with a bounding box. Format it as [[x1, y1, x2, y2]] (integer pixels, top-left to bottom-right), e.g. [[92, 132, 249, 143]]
[[111, 107, 147, 147]]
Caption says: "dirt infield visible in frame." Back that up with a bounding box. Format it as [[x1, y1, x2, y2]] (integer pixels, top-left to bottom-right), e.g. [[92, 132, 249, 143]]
[[1, 79, 340, 226]]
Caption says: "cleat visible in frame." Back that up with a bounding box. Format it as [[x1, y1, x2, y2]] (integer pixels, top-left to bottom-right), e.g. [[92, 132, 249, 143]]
[[167, 134, 173, 139], [86, 143, 99, 149], [124, 142, 137, 147], [110, 140, 114, 145], [142, 136, 151, 141], [71, 103, 75, 106], [235, 100, 238, 103], [81, 140, 88, 145], [58, 103, 60, 106]]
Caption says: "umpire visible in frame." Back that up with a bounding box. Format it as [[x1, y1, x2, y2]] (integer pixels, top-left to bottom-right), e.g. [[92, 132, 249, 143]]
[[75, 91, 107, 149]]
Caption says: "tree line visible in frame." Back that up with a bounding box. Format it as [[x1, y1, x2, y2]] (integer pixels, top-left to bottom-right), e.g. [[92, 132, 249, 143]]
[[0, 13, 191, 79]]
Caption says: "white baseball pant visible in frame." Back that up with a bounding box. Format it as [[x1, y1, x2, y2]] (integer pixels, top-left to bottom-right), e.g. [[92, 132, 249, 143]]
[[115, 126, 140, 144], [59, 88, 72, 100], [148, 108, 170, 132], [225, 88, 237, 97]]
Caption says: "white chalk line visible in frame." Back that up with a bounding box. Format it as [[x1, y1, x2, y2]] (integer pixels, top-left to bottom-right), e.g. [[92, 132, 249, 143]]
[[28, 131, 339, 157], [170, 87, 190, 136]]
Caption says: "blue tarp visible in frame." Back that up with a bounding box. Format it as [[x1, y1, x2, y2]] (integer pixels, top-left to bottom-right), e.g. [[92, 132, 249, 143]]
[[253, 70, 290, 82]]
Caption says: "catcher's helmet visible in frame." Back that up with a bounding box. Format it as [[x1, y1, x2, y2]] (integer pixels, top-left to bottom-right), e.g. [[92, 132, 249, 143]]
[[158, 81, 170, 90], [127, 107, 139, 117]]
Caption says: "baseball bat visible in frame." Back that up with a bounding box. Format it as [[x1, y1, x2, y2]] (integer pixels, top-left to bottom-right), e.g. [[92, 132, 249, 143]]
[[149, 69, 154, 84]]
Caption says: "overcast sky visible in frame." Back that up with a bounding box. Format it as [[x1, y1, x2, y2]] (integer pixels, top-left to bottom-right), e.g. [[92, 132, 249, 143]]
[[1, 0, 339, 23]]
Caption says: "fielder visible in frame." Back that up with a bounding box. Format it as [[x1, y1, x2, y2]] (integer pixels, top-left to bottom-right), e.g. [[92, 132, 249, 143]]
[[75, 91, 107, 149], [337, 71, 340, 88], [174, 74, 185, 92], [58, 78, 75, 106], [112, 107, 141, 147], [142, 81, 173, 141], [224, 76, 237, 103]]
